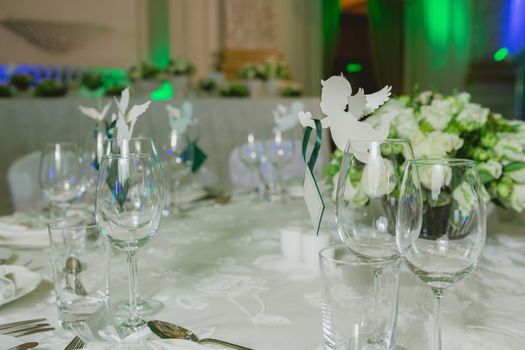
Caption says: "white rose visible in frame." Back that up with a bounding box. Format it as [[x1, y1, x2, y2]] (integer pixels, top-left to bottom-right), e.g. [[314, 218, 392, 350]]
[[419, 99, 455, 131], [507, 167, 525, 183], [360, 157, 396, 198], [510, 184, 525, 212], [456, 92, 471, 105], [418, 163, 452, 200], [418, 90, 433, 105], [393, 108, 421, 139], [456, 103, 489, 130], [478, 160, 502, 179], [412, 131, 463, 158], [494, 138, 525, 162], [453, 181, 477, 215]]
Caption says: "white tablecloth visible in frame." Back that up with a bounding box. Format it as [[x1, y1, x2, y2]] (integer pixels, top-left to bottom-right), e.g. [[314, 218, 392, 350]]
[[0, 198, 524, 350], [0, 97, 324, 215]]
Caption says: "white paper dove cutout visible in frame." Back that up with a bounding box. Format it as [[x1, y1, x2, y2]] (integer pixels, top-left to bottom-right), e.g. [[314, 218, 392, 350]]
[[113, 87, 151, 183], [79, 102, 111, 122], [298, 75, 397, 163], [166, 101, 192, 134], [273, 101, 304, 132], [114, 87, 151, 140]]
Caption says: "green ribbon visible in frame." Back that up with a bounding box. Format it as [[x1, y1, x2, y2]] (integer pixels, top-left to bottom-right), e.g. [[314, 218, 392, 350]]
[[302, 119, 323, 170], [302, 119, 324, 235]]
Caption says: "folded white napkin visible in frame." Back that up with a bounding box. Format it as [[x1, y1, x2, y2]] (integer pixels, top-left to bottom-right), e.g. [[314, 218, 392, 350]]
[[84, 339, 217, 350], [0, 221, 48, 249]]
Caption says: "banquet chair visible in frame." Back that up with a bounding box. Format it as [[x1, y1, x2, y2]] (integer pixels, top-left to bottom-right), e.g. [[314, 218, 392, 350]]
[[7, 151, 48, 212], [228, 140, 324, 188]]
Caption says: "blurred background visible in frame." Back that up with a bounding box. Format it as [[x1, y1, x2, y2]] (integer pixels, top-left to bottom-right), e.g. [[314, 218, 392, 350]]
[[0, 0, 524, 214]]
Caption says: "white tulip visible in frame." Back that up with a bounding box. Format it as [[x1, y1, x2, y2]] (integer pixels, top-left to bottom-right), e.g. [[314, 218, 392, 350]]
[[453, 181, 477, 215], [418, 163, 452, 200], [478, 160, 503, 179], [360, 157, 396, 198], [495, 138, 525, 162], [510, 184, 525, 212]]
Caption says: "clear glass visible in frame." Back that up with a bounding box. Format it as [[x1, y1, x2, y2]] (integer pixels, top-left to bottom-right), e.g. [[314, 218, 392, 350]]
[[161, 130, 194, 214], [48, 216, 109, 330], [265, 129, 295, 202], [95, 153, 163, 331], [105, 138, 165, 317], [396, 158, 486, 350], [320, 245, 400, 350], [39, 142, 82, 220], [336, 139, 414, 261], [239, 132, 266, 199], [80, 127, 107, 206]]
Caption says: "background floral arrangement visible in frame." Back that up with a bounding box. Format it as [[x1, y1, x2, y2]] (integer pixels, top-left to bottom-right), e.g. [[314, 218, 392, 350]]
[[325, 90, 525, 212]]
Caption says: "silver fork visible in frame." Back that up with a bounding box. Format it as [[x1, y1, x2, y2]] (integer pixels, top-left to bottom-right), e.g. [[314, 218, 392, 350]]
[[64, 336, 85, 350]]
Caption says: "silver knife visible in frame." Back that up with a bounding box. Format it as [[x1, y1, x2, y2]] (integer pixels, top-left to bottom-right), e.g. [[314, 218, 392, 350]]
[[7, 342, 39, 350], [0, 319, 46, 331]]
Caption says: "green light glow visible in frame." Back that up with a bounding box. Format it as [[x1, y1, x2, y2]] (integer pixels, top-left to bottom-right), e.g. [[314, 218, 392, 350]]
[[424, 0, 451, 67], [494, 47, 509, 62], [150, 81, 174, 100], [346, 63, 363, 73]]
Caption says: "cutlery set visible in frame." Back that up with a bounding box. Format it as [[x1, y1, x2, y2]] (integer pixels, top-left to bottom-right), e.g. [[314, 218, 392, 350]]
[[0, 318, 54, 349]]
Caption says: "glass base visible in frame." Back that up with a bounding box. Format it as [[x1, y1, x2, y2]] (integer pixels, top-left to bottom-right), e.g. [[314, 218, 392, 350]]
[[114, 297, 164, 317]]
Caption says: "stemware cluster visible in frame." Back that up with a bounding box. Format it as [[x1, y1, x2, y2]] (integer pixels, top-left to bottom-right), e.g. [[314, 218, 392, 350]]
[[239, 130, 295, 201], [334, 138, 486, 350]]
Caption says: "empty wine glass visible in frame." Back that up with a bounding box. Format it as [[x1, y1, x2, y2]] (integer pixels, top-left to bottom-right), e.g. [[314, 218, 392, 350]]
[[96, 153, 163, 331], [265, 129, 295, 202], [40, 142, 82, 220], [239, 132, 266, 199], [336, 138, 413, 348], [80, 127, 107, 201], [336, 139, 414, 260], [396, 158, 486, 350], [105, 137, 165, 316]]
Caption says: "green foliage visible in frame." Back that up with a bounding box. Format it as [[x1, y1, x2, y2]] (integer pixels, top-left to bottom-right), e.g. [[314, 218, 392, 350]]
[[33, 79, 67, 97], [220, 81, 249, 97], [9, 73, 32, 91]]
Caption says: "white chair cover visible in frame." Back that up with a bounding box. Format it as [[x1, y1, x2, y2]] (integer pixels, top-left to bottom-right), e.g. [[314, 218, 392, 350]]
[[7, 151, 48, 212]]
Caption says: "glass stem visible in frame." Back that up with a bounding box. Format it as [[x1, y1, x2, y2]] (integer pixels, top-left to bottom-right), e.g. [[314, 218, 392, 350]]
[[371, 267, 383, 342], [126, 250, 140, 325], [255, 167, 266, 199], [432, 288, 444, 350]]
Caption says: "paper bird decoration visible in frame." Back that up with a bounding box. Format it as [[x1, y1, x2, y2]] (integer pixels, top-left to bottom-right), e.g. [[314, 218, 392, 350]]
[[78, 102, 111, 122], [298, 74, 397, 163], [112, 87, 151, 183], [114, 87, 151, 141], [273, 101, 304, 132], [166, 101, 193, 134]]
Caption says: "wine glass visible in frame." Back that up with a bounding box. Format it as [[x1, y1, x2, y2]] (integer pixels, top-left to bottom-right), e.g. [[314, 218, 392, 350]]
[[336, 138, 413, 348], [80, 127, 107, 203], [96, 152, 163, 330], [239, 132, 266, 199], [162, 130, 194, 214], [105, 137, 165, 316], [336, 139, 414, 260], [265, 129, 295, 202], [396, 158, 486, 350], [40, 142, 82, 221]]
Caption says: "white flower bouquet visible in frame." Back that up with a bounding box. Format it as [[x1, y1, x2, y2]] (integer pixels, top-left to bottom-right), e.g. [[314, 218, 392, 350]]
[[325, 91, 525, 212]]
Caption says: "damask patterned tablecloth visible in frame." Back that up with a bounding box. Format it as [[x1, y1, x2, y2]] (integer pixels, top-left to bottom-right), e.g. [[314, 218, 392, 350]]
[[0, 198, 524, 349]]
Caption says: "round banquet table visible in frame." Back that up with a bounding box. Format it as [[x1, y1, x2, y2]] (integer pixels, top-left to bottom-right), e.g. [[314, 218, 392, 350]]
[[0, 196, 524, 350]]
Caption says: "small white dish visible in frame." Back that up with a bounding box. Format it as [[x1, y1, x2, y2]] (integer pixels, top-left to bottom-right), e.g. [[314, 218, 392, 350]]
[[0, 265, 42, 307]]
